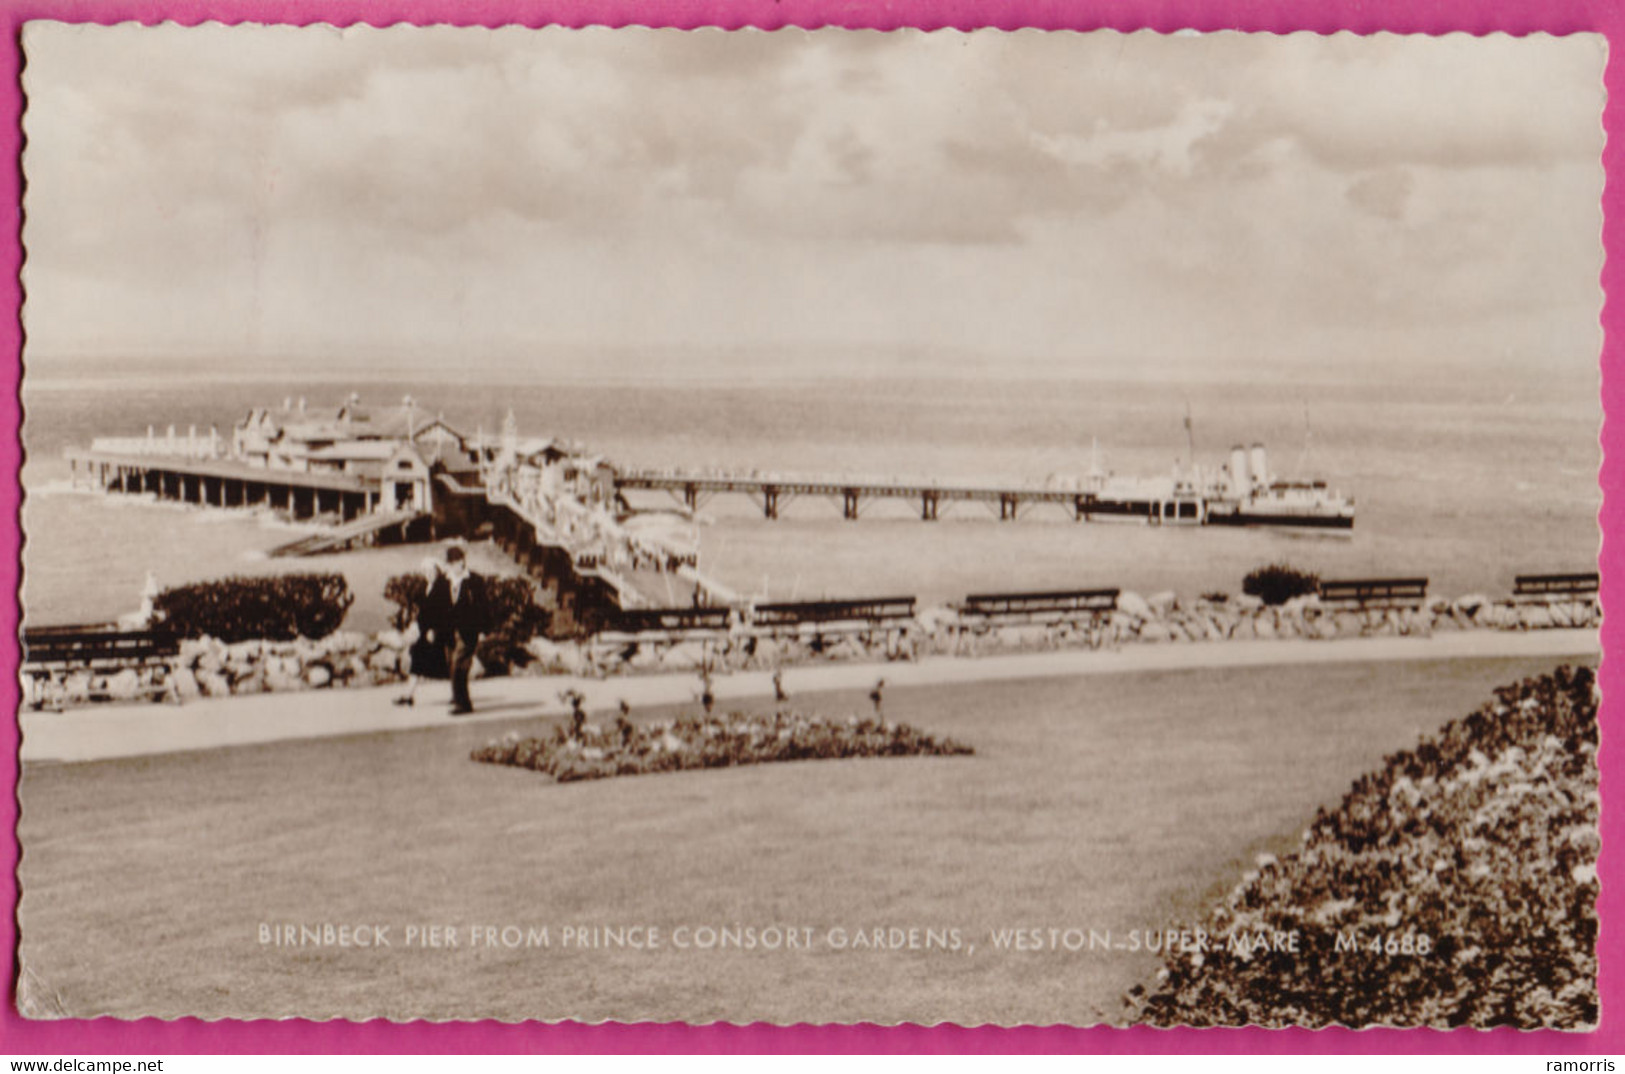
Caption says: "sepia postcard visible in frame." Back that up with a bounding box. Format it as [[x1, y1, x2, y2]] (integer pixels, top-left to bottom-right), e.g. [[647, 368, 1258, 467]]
[[12, 22, 1606, 1028]]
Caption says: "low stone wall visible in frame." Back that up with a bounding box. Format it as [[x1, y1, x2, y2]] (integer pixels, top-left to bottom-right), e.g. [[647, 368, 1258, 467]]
[[25, 630, 416, 710], [21, 590, 1601, 710], [550, 589, 1602, 677]]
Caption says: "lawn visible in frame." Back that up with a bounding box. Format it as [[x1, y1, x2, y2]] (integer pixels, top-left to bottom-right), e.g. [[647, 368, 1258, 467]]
[[16, 653, 1588, 1025]]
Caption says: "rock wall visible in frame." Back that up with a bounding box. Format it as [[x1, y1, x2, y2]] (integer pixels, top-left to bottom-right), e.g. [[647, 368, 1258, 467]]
[[24, 630, 416, 710], [21, 590, 1600, 710], [550, 590, 1601, 678]]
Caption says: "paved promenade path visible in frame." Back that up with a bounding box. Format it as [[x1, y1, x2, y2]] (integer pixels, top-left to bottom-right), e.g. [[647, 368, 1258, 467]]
[[20, 629, 1600, 764]]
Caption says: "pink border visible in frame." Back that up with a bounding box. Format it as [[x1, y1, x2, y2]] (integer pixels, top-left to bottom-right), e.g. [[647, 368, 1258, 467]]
[[1, 0, 1618, 1055]]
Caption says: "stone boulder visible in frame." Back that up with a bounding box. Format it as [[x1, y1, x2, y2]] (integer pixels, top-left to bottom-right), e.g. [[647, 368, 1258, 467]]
[[1117, 591, 1151, 620], [105, 668, 144, 701], [1520, 604, 1554, 630], [1146, 591, 1178, 615], [262, 668, 301, 693], [170, 666, 201, 702], [177, 637, 211, 669], [375, 628, 409, 651], [323, 631, 369, 655]]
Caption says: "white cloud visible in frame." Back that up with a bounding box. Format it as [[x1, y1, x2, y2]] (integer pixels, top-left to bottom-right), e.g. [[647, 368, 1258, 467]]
[[17, 24, 1606, 383]]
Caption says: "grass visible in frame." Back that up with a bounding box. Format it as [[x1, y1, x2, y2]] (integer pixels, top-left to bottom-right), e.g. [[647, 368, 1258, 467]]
[[16, 653, 1587, 1025]]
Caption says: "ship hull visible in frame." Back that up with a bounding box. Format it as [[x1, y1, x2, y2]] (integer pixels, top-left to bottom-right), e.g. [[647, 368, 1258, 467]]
[[1206, 510, 1354, 530]]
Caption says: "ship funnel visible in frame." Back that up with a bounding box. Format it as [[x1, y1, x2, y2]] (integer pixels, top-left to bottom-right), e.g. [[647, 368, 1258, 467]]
[[1250, 443, 1269, 487], [1229, 444, 1249, 493]]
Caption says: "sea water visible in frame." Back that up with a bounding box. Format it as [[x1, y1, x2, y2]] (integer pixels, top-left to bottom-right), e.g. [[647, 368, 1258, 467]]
[[17, 363, 1601, 626]]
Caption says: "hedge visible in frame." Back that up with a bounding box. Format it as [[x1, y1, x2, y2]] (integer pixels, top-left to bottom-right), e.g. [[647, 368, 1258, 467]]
[[153, 573, 353, 643], [1241, 563, 1320, 606]]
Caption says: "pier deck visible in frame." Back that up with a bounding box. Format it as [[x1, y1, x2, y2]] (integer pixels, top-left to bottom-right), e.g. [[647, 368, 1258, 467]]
[[616, 469, 1196, 523]]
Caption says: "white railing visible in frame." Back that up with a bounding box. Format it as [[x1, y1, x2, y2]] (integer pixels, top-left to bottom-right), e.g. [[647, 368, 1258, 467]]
[[88, 434, 227, 460]]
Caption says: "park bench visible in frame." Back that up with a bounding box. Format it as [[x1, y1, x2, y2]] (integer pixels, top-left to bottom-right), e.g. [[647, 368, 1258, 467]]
[[1513, 572, 1598, 601], [1317, 577, 1428, 608], [750, 596, 917, 631], [612, 605, 735, 635], [23, 624, 180, 668], [21, 625, 181, 708], [955, 587, 1119, 621]]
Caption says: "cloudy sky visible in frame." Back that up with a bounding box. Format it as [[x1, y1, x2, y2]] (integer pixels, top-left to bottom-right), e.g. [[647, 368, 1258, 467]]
[[19, 25, 1606, 383]]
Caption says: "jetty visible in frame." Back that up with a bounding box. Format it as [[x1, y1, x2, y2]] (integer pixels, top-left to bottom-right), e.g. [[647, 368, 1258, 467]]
[[617, 467, 1144, 522], [615, 440, 1353, 529], [64, 394, 1357, 634]]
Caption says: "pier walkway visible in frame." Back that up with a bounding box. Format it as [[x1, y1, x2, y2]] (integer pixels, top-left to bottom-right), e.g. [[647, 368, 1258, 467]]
[[616, 467, 1191, 522], [19, 628, 1599, 764]]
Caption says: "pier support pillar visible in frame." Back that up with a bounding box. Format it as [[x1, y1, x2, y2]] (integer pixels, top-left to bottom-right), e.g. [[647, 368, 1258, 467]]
[[921, 492, 939, 521], [762, 486, 780, 521], [1000, 493, 1018, 521], [843, 489, 860, 521], [684, 484, 698, 512]]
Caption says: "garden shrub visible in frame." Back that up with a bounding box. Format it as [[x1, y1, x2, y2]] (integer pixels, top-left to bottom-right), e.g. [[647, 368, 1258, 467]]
[[478, 575, 552, 675], [384, 571, 429, 631], [153, 573, 353, 642], [1128, 665, 1598, 1029], [1241, 563, 1320, 606]]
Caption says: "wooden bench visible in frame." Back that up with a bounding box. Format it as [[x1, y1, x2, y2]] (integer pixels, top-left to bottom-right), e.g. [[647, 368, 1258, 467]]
[[956, 587, 1119, 621], [23, 625, 181, 668], [1318, 578, 1428, 608], [750, 597, 917, 630], [612, 606, 735, 635], [21, 625, 181, 709], [1513, 572, 1598, 600]]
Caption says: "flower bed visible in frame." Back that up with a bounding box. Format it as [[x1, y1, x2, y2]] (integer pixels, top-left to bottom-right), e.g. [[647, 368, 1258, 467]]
[[471, 709, 973, 782], [1127, 664, 1598, 1029]]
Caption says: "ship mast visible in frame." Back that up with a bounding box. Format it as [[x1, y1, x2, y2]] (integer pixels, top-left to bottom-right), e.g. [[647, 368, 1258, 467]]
[[1183, 400, 1195, 474], [1296, 401, 1312, 474]]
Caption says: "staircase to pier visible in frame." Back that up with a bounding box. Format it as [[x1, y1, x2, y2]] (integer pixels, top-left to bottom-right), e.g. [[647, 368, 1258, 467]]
[[269, 510, 425, 558]]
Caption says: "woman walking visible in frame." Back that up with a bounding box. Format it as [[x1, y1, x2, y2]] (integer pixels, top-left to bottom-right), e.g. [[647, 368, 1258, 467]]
[[395, 557, 449, 706]]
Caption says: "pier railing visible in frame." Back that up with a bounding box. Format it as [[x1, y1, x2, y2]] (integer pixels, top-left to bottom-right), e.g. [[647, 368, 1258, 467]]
[[88, 435, 226, 460], [481, 456, 746, 612]]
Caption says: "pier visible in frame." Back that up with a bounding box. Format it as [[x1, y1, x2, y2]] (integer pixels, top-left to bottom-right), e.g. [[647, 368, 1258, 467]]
[[63, 397, 1355, 640], [615, 468, 1206, 524]]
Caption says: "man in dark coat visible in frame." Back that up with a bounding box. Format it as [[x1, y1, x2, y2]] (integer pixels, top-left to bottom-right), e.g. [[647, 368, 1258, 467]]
[[421, 544, 487, 715]]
